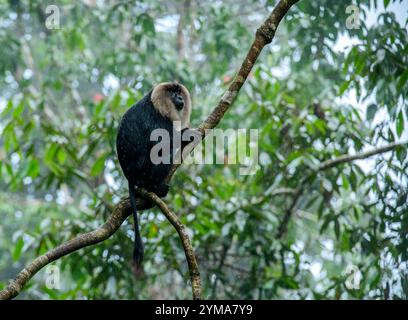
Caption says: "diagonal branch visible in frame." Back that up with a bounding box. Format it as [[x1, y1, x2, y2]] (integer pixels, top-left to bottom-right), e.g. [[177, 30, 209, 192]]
[[276, 140, 408, 238], [0, 0, 300, 300], [167, 0, 300, 181], [0, 200, 133, 300]]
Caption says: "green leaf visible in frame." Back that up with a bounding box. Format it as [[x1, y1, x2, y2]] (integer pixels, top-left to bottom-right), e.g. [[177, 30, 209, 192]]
[[339, 80, 351, 95], [279, 277, 300, 289], [396, 145, 407, 164], [57, 149, 67, 165], [27, 159, 40, 178], [320, 215, 332, 233], [383, 0, 391, 8], [138, 13, 155, 35], [1, 100, 13, 116], [366, 104, 378, 121], [91, 154, 107, 177], [334, 219, 340, 240], [396, 110, 404, 137], [45, 143, 58, 163], [341, 233, 350, 251], [397, 69, 408, 93], [43, 287, 60, 299], [12, 100, 24, 118], [12, 237, 24, 261], [341, 173, 350, 190], [349, 168, 357, 190]]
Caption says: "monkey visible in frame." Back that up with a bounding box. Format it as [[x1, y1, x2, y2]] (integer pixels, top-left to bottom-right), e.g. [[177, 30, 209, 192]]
[[116, 82, 193, 267]]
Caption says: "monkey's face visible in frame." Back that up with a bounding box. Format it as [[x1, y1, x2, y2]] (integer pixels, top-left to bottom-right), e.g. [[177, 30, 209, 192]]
[[151, 82, 192, 130], [164, 83, 188, 112], [170, 90, 185, 111]]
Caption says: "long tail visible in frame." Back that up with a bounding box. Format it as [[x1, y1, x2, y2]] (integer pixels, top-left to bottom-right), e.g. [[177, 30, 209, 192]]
[[128, 182, 144, 267]]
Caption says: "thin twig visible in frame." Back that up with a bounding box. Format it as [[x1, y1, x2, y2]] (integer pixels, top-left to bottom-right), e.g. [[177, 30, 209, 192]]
[[318, 140, 407, 170]]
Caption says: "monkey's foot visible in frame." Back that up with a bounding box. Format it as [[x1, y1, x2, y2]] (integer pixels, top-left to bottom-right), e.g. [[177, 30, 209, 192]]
[[154, 183, 170, 198]]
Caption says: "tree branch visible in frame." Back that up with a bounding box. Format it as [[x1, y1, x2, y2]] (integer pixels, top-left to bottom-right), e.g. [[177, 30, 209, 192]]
[[166, 0, 300, 181], [136, 189, 201, 300], [0, 0, 300, 300], [276, 140, 408, 238], [318, 140, 407, 170], [0, 199, 133, 300]]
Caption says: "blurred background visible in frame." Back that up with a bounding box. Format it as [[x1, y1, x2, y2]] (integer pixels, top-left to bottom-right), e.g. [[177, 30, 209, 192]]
[[0, 0, 407, 299]]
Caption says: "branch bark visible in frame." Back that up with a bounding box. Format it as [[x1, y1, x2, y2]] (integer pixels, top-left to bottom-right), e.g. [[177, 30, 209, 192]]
[[136, 189, 201, 300], [318, 140, 407, 170], [0, 0, 300, 300], [0, 199, 133, 300], [166, 0, 300, 181]]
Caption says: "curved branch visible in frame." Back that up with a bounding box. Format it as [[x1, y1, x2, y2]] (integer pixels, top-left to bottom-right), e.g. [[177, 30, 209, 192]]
[[0, 199, 133, 300], [318, 140, 408, 170], [276, 140, 408, 238], [0, 0, 300, 300], [136, 189, 201, 300]]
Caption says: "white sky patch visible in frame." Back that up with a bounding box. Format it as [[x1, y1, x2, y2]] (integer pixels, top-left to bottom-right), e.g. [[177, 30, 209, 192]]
[[333, 34, 360, 54], [310, 262, 322, 278], [102, 74, 120, 95], [368, 1, 408, 27], [190, 196, 198, 206], [155, 15, 179, 33], [10, 153, 20, 167], [0, 98, 6, 114], [104, 159, 120, 191], [321, 239, 335, 260], [269, 55, 292, 79], [292, 240, 305, 253], [56, 189, 67, 205], [23, 69, 33, 80]]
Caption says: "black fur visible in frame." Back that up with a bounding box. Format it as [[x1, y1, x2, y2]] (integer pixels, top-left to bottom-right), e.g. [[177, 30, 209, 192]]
[[116, 90, 176, 266], [117, 91, 175, 195]]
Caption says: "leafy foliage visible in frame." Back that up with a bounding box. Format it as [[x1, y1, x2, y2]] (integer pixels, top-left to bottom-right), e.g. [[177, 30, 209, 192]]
[[0, 0, 407, 299]]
